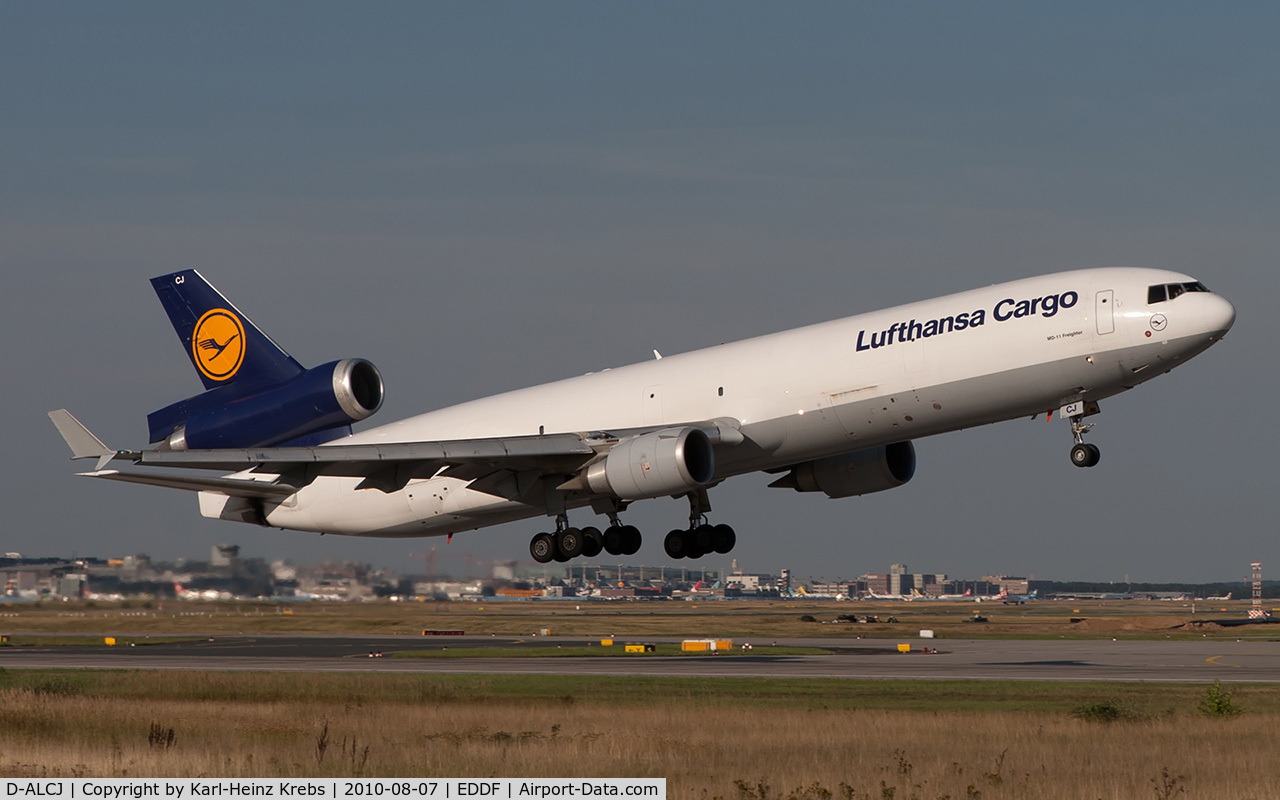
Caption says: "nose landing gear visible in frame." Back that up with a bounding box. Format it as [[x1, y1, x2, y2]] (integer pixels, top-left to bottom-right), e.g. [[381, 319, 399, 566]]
[[1066, 404, 1101, 468], [1070, 441, 1100, 468]]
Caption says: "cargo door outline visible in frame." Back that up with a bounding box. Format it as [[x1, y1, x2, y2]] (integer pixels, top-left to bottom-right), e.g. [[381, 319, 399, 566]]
[[1095, 289, 1115, 335], [642, 385, 664, 425]]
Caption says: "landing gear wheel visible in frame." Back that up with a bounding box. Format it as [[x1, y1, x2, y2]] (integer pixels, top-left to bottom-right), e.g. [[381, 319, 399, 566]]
[[557, 527, 584, 559], [693, 524, 715, 552], [663, 529, 688, 559], [621, 525, 642, 556], [530, 533, 556, 564], [1070, 443, 1100, 468], [711, 524, 736, 554], [1085, 443, 1100, 467], [580, 526, 603, 558], [602, 526, 625, 556]]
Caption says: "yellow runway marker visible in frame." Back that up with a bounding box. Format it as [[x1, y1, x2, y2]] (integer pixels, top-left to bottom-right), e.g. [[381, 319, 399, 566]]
[[1206, 655, 1240, 668]]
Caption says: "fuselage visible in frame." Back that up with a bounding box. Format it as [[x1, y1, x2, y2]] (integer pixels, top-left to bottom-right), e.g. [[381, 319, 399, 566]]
[[226, 267, 1234, 537]]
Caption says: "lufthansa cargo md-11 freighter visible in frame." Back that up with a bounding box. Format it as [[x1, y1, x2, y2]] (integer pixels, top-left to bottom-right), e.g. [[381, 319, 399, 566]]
[[51, 267, 1234, 563]]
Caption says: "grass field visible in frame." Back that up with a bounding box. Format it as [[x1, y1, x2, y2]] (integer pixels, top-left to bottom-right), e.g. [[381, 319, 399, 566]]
[[0, 597, 1274, 641], [0, 670, 1275, 797], [3, 599, 1278, 796]]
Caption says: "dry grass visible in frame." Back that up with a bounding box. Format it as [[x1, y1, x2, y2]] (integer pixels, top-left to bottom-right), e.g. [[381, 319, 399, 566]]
[[0, 671, 1277, 798]]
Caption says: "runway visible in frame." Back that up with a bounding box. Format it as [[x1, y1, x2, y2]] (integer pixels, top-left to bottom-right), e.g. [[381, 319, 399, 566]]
[[2, 634, 1278, 682]]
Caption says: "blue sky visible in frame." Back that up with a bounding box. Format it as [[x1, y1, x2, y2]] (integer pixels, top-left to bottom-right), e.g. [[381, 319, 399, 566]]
[[4, 3, 1276, 582]]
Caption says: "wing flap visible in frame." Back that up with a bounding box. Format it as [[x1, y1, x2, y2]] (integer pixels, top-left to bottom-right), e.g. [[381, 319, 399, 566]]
[[80, 470, 299, 499], [132, 433, 597, 472]]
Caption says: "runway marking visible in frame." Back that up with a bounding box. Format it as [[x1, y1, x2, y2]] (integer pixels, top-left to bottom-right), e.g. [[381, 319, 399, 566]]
[[1206, 655, 1240, 668]]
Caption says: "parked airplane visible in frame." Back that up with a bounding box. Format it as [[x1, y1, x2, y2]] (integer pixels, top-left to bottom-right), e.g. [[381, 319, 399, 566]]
[[867, 591, 913, 601], [1000, 589, 1039, 604], [911, 588, 973, 601], [50, 267, 1234, 563]]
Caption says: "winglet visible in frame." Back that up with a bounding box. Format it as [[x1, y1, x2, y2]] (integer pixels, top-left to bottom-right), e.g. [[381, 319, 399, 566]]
[[48, 409, 121, 470]]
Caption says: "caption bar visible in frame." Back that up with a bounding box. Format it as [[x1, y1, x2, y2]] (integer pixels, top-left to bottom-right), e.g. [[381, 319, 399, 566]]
[[3, 781, 664, 800]]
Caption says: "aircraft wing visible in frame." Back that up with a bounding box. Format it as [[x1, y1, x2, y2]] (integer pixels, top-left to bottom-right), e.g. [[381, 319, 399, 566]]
[[130, 435, 601, 494], [50, 409, 742, 497]]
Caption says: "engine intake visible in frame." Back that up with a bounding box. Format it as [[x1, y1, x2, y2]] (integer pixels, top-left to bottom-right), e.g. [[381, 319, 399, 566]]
[[770, 441, 915, 499], [584, 427, 716, 501], [162, 358, 383, 450]]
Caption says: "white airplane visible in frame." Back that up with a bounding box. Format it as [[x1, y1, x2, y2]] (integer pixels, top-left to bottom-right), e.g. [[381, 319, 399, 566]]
[[50, 267, 1234, 564], [867, 591, 913, 601], [911, 588, 973, 601], [999, 588, 1038, 604]]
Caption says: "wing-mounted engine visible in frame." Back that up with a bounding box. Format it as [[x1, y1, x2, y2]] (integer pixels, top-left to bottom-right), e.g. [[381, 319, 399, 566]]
[[769, 441, 915, 498], [152, 358, 384, 450], [581, 427, 716, 501]]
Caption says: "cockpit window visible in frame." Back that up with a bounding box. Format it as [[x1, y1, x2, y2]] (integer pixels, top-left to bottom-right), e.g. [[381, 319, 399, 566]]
[[1148, 281, 1210, 304]]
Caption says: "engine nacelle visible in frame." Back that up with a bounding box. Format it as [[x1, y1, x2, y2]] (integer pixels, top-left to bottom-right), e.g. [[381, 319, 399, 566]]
[[583, 427, 716, 501], [162, 358, 383, 450], [771, 441, 916, 499]]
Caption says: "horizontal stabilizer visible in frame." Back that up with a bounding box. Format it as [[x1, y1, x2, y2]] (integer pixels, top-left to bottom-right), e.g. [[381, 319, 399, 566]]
[[80, 470, 299, 500], [47, 410, 125, 470]]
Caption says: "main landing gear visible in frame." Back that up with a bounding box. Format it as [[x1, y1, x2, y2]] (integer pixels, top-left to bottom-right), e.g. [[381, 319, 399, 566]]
[[1067, 408, 1101, 468], [529, 514, 641, 564], [527, 490, 738, 563], [662, 490, 737, 560], [662, 523, 736, 560]]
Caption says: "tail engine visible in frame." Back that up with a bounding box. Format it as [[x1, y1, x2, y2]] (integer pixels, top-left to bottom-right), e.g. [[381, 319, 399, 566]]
[[155, 358, 383, 450]]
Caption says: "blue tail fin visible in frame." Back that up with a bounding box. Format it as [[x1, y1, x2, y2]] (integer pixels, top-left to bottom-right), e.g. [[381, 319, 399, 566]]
[[148, 270, 308, 443], [150, 270, 304, 392]]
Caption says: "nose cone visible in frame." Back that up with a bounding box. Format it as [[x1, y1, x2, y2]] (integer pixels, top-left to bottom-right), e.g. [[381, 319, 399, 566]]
[[1204, 294, 1237, 335]]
